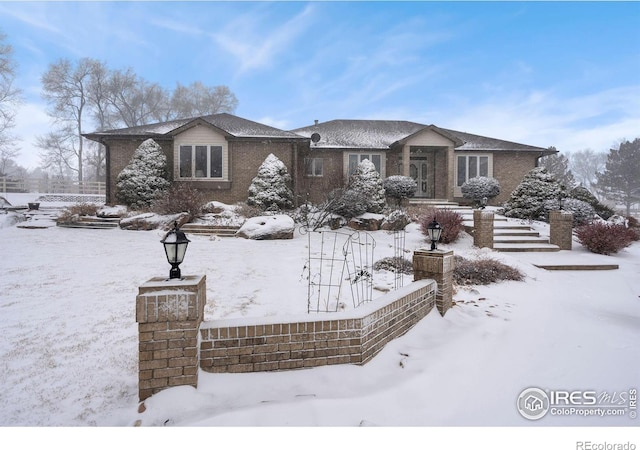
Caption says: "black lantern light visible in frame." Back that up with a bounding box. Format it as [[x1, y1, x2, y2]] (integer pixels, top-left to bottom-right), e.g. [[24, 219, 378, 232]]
[[161, 221, 190, 279], [426, 217, 443, 251]]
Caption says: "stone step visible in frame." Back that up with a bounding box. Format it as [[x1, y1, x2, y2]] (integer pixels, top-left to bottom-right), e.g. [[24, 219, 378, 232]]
[[493, 230, 541, 237], [494, 243, 560, 252], [181, 224, 240, 237], [533, 264, 619, 271], [57, 221, 119, 229]]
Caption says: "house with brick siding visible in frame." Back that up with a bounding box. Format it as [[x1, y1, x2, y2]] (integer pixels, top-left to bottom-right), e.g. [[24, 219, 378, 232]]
[[84, 113, 556, 207]]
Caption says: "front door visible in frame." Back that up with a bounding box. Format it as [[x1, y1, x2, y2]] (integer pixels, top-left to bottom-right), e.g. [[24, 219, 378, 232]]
[[409, 155, 435, 198]]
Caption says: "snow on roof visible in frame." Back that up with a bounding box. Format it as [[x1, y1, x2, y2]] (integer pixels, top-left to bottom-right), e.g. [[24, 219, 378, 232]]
[[84, 113, 304, 140], [292, 119, 551, 153]]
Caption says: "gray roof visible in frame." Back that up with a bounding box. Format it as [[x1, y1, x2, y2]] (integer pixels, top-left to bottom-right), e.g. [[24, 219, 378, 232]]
[[84, 113, 305, 140], [292, 119, 552, 153]]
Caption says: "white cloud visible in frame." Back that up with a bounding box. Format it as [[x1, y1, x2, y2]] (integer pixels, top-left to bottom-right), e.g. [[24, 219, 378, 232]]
[[213, 4, 316, 75], [12, 102, 52, 170], [257, 116, 291, 131]]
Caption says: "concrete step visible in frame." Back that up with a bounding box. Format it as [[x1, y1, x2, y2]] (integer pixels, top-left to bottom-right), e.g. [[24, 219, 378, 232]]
[[493, 230, 541, 237], [494, 243, 560, 252], [494, 237, 550, 244]]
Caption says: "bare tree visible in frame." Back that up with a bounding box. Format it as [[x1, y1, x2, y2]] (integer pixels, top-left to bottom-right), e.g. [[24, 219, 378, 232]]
[[105, 68, 169, 127], [41, 57, 96, 183], [36, 128, 79, 180], [168, 81, 238, 119], [0, 31, 22, 172], [568, 149, 607, 195]]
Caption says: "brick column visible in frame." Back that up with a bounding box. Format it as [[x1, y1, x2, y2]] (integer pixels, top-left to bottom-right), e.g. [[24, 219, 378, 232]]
[[549, 210, 573, 250], [473, 210, 494, 249], [136, 274, 206, 401], [413, 249, 455, 315]]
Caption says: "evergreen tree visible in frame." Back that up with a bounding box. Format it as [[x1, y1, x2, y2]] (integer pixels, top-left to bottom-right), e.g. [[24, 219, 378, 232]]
[[348, 158, 386, 213], [116, 138, 170, 209], [595, 138, 640, 216], [539, 151, 576, 189], [247, 153, 294, 211], [501, 167, 563, 221]]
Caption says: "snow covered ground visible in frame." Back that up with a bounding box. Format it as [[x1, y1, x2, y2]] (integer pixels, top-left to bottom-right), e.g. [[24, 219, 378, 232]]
[[1, 193, 639, 447]]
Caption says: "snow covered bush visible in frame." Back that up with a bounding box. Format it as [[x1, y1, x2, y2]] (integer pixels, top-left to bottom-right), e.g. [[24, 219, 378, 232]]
[[461, 176, 500, 206], [57, 202, 99, 224], [116, 138, 170, 210], [569, 185, 615, 220], [347, 159, 386, 213], [373, 256, 413, 275], [418, 207, 464, 244], [454, 255, 524, 285], [501, 167, 563, 221], [575, 222, 636, 255], [383, 175, 417, 207], [247, 154, 294, 212], [151, 183, 208, 220], [328, 188, 368, 219], [542, 197, 595, 226]]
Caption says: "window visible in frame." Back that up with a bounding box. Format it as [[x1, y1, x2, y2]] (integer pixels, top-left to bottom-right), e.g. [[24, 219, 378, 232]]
[[456, 154, 490, 187], [347, 153, 383, 175], [179, 145, 223, 179], [305, 158, 323, 177]]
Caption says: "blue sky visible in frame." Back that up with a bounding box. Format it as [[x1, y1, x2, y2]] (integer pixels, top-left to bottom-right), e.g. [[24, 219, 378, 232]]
[[2, 1, 639, 169]]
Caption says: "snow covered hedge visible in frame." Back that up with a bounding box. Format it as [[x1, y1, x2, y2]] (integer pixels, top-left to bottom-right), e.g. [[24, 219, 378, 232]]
[[247, 154, 294, 212], [116, 139, 170, 209], [543, 198, 595, 226], [461, 176, 500, 206]]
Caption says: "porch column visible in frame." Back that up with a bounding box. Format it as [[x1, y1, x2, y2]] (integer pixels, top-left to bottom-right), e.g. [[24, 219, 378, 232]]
[[402, 144, 411, 177], [446, 145, 455, 201]]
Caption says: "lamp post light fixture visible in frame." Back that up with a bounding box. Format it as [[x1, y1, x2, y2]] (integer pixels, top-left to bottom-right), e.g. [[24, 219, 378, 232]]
[[426, 217, 443, 251], [161, 221, 190, 280]]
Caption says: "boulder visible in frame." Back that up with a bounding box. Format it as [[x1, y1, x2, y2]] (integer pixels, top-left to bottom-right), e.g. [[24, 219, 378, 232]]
[[348, 213, 385, 231], [97, 205, 128, 218], [236, 215, 294, 240], [120, 212, 190, 231]]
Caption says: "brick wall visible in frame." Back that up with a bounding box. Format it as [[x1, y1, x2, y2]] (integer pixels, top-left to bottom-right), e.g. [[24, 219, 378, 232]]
[[199, 279, 436, 374], [492, 152, 540, 204], [473, 210, 494, 249]]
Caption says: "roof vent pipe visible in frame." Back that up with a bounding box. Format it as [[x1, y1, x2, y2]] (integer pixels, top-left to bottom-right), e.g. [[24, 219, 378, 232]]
[[314, 119, 318, 126]]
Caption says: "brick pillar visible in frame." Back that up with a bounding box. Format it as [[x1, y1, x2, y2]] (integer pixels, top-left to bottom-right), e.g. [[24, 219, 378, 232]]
[[413, 249, 455, 316], [473, 210, 494, 249], [136, 274, 206, 401], [549, 210, 573, 250]]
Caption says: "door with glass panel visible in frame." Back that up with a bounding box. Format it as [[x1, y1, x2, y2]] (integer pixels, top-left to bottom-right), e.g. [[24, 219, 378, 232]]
[[409, 154, 435, 198]]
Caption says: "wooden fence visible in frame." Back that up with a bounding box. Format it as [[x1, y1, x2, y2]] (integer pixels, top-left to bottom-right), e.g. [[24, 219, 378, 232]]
[[0, 177, 106, 196]]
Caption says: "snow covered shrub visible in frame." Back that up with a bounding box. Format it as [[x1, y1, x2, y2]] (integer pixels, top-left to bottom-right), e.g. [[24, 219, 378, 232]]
[[328, 188, 368, 219], [453, 255, 524, 285], [151, 183, 208, 220], [461, 176, 501, 206], [116, 139, 170, 210], [542, 198, 595, 226], [501, 167, 563, 221], [418, 207, 464, 244], [373, 256, 413, 275], [348, 159, 386, 213], [57, 202, 99, 224], [569, 185, 615, 220], [235, 202, 265, 219], [575, 222, 635, 255], [383, 209, 411, 231], [383, 175, 417, 207], [247, 154, 294, 212]]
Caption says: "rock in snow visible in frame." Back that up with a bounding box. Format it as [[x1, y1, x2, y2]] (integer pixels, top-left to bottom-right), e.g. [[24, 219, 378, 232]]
[[236, 215, 294, 240]]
